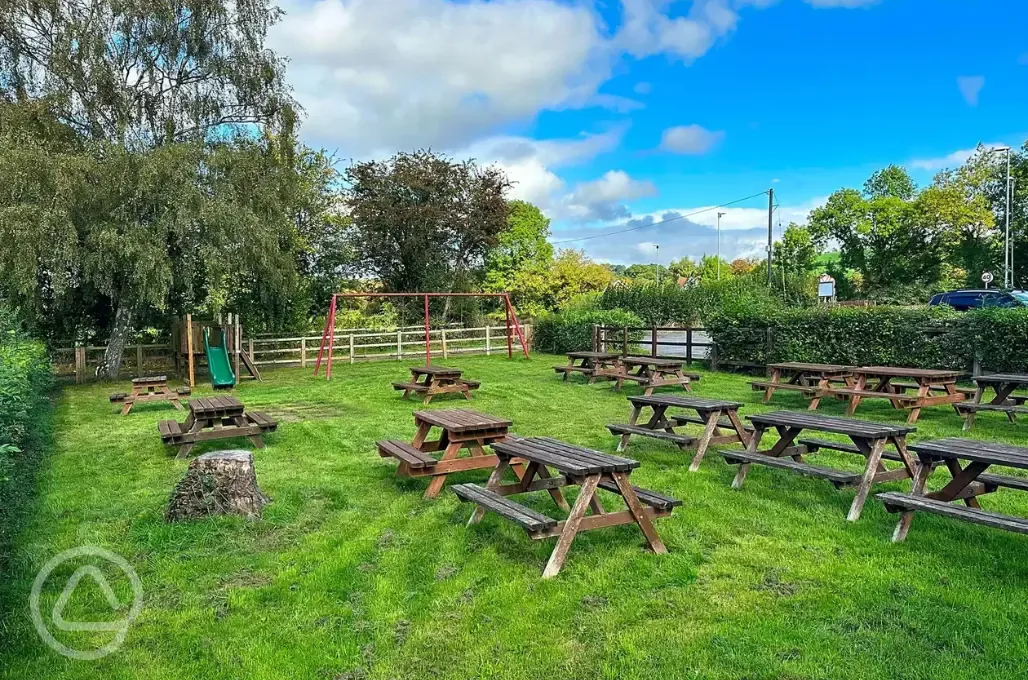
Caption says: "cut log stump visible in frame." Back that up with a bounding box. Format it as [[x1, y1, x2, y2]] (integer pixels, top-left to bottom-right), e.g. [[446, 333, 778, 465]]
[[166, 450, 270, 522]]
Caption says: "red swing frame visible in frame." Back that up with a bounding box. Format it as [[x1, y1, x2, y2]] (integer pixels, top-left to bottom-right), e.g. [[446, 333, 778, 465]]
[[312, 292, 530, 380]]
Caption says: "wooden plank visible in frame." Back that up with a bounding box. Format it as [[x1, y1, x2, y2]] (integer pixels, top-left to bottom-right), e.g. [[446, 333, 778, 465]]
[[719, 450, 862, 486], [451, 483, 557, 531], [878, 492, 1028, 534], [746, 411, 915, 437]]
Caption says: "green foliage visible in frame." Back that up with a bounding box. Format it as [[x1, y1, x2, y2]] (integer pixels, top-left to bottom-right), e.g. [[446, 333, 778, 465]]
[[484, 200, 554, 317], [532, 308, 642, 354], [960, 308, 1028, 372], [599, 278, 783, 327]]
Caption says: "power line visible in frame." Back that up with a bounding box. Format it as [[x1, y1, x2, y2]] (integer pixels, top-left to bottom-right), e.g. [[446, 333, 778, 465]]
[[551, 190, 771, 244]]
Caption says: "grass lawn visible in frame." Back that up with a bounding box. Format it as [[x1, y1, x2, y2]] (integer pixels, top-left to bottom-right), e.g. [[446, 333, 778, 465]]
[[4, 354, 1028, 679]]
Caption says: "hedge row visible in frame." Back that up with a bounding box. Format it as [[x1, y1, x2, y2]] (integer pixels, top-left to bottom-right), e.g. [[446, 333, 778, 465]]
[[705, 306, 1028, 372], [532, 308, 642, 354]]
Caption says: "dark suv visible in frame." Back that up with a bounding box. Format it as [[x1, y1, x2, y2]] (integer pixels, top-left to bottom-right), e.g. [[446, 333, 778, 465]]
[[928, 289, 1028, 310]]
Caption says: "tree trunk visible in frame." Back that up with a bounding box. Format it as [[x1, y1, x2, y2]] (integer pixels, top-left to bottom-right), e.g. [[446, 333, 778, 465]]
[[96, 303, 133, 381]]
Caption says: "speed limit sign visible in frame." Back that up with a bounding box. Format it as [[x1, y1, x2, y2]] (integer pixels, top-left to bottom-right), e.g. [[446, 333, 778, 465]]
[[982, 271, 994, 287]]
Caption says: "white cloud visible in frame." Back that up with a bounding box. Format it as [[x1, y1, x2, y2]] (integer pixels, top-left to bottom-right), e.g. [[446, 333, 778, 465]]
[[660, 124, 725, 154], [561, 170, 659, 222], [957, 75, 985, 106], [617, 0, 741, 62], [633, 81, 653, 95], [909, 143, 1008, 172]]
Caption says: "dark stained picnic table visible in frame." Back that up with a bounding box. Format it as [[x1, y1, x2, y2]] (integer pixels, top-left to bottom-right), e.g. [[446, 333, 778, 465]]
[[956, 373, 1028, 431], [879, 438, 1028, 542], [110, 375, 189, 415], [392, 365, 480, 404], [606, 394, 751, 471], [814, 366, 966, 424], [719, 410, 917, 521], [376, 409, 516, 499], [615, 356, 700, 395], [157, 396, 277, 458], [452, 436, 679, 578], [553, 351, 622, 384], [750, 362, 854, 409]]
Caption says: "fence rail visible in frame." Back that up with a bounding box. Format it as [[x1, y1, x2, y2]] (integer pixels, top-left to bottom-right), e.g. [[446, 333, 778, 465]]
[[52, 324, 533, 383], [593, 326, 712, 366]]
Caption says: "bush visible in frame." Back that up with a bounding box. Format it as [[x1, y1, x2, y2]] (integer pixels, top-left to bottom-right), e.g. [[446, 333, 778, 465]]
[[532, 308, 642, 354], [599, 279, 784, 326], [961, 308, 1028, 373]]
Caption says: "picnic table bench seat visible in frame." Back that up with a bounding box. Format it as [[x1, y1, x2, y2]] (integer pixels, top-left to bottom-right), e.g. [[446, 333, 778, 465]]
[[750, 380, 817, 393], [553, 364, 595, 375], [672, 413, 755, 432], [452, 483, 557, 532], [956, 402, 1028, 413], [720, 449, 862, 487], [158, 419, 184, 443], [376, 439, 438, 469], [605, 423, 696, 446], [110, 392, 128, 402], [246, 411, 278, 431], [878, 492, 1028, 534], [595, 480, 682, 511]]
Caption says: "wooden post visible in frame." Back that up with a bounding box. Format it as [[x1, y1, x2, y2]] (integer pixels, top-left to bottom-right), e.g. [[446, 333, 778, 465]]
[[186, 314, 195, 388], [441, 329, 448, 359], [397, 330, 403, 360], [136, 344, 143, 376], [592, 325, 599, 352], [234, 315, 241, 385], [300, 338, 307, 368], [651, 327, 657, 357], [74, 344, 85, 384], [622, 327, 629, 356], [686, 327, 693, 366], [349, 334, 355, 364], [423, 294, 431, 366], [485, 326, 491, 355]]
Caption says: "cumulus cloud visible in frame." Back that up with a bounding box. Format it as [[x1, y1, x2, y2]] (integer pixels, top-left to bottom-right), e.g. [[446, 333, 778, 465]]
[[633, 81, 653, 95], [909, 143, 1008, 172], [660, 125, 725, 154], [560, 171, 659, 222], [957, 75, 985, 106]]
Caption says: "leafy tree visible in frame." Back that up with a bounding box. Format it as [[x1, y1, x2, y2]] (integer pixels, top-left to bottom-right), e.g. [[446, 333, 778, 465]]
[[484, 200, 554, 317], [545, 250, 615, 310], [775, 224, 819, 277], [696, 255, 731, 282], [730, 257, 760, 276]]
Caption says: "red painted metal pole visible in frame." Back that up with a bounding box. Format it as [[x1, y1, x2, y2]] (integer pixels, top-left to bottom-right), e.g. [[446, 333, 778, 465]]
[[505, 295, 531, 359], [313, 294, 334, 377], [504, 298, 513, 359], [423, 294, 431, 366], [326, 295, 337, 380]]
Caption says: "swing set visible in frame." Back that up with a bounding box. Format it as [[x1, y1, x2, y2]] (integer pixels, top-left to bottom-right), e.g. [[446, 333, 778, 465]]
[[312, 292, 530, 380]]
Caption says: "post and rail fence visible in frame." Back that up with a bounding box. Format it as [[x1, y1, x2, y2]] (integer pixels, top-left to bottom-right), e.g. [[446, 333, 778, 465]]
[[592, 326, 716, 368]]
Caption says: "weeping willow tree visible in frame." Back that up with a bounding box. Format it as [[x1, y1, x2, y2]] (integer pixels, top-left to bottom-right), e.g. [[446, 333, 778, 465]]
[[0, 0, 300, 378]]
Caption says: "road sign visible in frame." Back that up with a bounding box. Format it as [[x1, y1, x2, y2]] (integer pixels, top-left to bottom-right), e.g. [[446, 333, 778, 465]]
[[982, 271, 994, 287]]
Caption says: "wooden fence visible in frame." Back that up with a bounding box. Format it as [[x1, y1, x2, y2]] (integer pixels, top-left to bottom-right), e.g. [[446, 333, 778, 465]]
[[593, 326, 713, 367], [52, 323, 533, 383]]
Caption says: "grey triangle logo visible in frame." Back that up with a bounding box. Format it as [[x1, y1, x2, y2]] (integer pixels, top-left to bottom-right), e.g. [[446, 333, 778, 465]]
[[52, 566, 128, 632]]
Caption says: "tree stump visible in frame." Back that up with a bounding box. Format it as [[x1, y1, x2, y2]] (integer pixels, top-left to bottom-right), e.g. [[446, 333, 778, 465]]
[[166, 450, 269, 522]]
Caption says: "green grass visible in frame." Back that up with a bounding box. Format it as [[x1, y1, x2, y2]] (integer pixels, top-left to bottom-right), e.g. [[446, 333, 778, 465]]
[[4, 354, 1028, 679]]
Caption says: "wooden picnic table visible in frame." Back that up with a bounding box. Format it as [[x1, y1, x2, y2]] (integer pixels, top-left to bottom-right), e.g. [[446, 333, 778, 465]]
[[157, 396, 277, 459], [719, 411, 917, 521], [606, 394, 751, 471], [376, 409, 515, 499], [553, 351, 622, 384], [452, 436, 680, 578], [751, 362, 854, 409], [615, 356, 700, 395], [956, 373, 1028, 431], [879, 438, 1028, 542], [392, 365, 480, 404], [110, 375, 190, 415], [814, 366, 966, 424]]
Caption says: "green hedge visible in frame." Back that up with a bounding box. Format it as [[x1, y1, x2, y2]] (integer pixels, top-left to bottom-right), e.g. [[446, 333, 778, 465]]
[[706, 305, 1028, 372], [599, 279, 782, 326], [532, 309, 642, 354]]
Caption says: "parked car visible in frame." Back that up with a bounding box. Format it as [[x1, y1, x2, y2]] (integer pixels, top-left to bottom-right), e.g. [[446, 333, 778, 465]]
[[928, 289, 1028, 310]]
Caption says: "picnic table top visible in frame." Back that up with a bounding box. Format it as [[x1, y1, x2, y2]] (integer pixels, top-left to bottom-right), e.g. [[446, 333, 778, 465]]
[[188, 395, 244, 417], [566, 351, 621, 360], [492, 436, 639, 475], [627, 394, 744, 410], [769, 362, 854, 374], [413, 408, 511, 433], [621, 355, 684, 368], [132, 375, 168, 384], [410, 365, 462, 376], [911, 437, 1028, 470], [747, 410, 916, 438], [972, 373, 1028, 384], [855, 366, 964, 380]]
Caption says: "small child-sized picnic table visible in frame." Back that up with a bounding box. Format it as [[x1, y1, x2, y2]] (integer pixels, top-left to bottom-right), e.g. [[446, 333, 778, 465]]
[[452, 436, 680, 578], [606, 394, 751, 471], [376, 409, 535, 499], [813, 366, 965, 424], [158, 396, 277, 459], [719, 410, 917, 521], [955, 373, 1028, 431], [750, 362, 854, 409], [616, 356, 700, 395], [392, 365, 480, 404], [110, 375, 190, 415], [553, 351, 622, 384], [879, 438, 1028, 542]]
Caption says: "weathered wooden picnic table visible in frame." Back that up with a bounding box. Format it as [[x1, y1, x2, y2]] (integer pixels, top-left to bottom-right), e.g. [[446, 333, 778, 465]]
[[615, 356, 700, 395], [376, 409, 526, 499], [553, 351, 622, 384], [814, 366, 966, 424], [110, 375, 190, 415], [158, 396, 277, 459], [452, 436, 680, 578], [606, 394, 751, 471], [392, 365, 480, 404], [750, 362, 854, 409], [955, 373, 1028, 431], [719, 411, 917, 521], [879, 438, 1028, 542]]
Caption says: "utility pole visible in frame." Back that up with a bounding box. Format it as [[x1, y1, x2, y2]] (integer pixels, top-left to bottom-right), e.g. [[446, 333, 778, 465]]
[[717, 211, 726, 280], [1006, 151, 1013, 288], [767, 188, 774, 288]]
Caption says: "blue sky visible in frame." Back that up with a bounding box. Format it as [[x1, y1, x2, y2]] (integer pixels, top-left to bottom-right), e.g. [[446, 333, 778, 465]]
[[269, 0, 1028, 265]]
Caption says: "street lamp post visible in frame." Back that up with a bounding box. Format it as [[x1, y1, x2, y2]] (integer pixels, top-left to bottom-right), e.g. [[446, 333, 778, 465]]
[[654, 244, 660, 285], [716, 212, 726, 280], [988, 146, 1013, 287]]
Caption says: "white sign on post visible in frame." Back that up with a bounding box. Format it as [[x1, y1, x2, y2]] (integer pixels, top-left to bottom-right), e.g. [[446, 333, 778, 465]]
[[982, 271, 994, 288], [817, 274, 836, 300]]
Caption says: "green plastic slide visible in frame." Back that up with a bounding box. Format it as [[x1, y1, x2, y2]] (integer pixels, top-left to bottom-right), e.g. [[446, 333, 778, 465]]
[[203, 327, 236, 389]]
